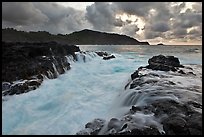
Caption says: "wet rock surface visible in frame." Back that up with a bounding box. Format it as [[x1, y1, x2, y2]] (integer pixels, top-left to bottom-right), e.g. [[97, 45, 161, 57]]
[[77, 55, 202, 135], [2, 41, 80, 96], [95, 51, 116, 60], [145, 54, 184, 71], [95, 51, 109, 57], [76, 119, 106, 135], [2, 79, 42, 96], [103, 55, 116, 60]]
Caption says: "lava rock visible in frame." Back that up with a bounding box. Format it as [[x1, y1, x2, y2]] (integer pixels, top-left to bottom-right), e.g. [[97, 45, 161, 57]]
[[130, 106, 142, 113], [163, 115, 188, 135], [103, 55, 116, 60], [2, 82, 11, 91], [107, 118, 123, 131], [131, 70, 139, 80], [2, 80, 42, 96], [2, 41, 80, 95], [117, 127, 161, 135], [178, 70, 186, 74], [77, 118, 106, 135], [95, 51, 116, 60], [146, 55, 184, 71], [95, 51, 108, 57]]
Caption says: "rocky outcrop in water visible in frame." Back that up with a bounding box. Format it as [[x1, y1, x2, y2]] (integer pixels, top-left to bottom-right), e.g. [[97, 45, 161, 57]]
[[103, 55, 116, 60], [95, 51, 116, 60], [145, 54, 184, 71], [77, 55, 202, 135], [2, 41, 80, 96]]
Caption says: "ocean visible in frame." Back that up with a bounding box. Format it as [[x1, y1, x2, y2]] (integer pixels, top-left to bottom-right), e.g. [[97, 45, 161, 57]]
[[2, 45, 202, 135]]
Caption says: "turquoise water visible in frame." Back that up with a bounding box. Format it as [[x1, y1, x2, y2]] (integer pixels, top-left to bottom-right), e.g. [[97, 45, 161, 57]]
[[79, 45, 202, 65]]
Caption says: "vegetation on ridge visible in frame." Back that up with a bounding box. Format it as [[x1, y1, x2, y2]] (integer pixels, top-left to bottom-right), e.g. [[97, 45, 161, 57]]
[[2, 28, 149, 45]]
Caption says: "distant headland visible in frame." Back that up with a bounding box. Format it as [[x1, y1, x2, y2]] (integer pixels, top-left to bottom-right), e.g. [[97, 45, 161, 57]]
[[2, 28, 149, 45]]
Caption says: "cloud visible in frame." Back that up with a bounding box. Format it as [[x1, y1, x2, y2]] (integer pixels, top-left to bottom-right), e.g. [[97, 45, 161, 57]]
[[120, 24, 140, 37], [173, 28, 187, 37], [172, 11, 202, 29], [144, 31, 161, 39], [168, 4, 202, 40], [114, 2, 154, 17], [192, 2, 202, 12], [113, 18, 124, 27], [2, 2, 91, 34], [85, 2, 144, 37], [85, 2, 117, 31], [141, 2, 202, 43], [2, 2, 202, 44], [33, 2, 91, 34], [151, 22, 170, 32], [2, 2, 48, 25]]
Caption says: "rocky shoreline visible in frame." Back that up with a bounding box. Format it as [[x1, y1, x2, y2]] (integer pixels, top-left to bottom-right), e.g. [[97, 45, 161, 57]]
[[2, 43, 202, 135], [2, 41, 116, 96], [2, 41, 80, 96], [76, 55, 202, 135]]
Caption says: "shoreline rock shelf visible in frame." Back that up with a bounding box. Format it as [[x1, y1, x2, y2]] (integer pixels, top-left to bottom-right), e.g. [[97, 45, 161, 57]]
[[2, 41, 116, 96], [2, 41, 80, 96], [77, 55, 202, 135]]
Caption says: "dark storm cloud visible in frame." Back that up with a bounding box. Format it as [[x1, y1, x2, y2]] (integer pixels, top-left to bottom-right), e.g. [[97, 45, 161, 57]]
[[141, 2, 202, 41], [88, 2, 173, 40], [114, 2, 154, 17], [168, 4, 202, 40], [2, 2, 48, 25], [144, 31, 161, 39], [151, 22, 170, 32], [85, 2, 118, 31], [2, 2, 91, 34], [173, 28, 187, 37], [85, 2, 144, 36], [172, 10, 202, 29], [121, 24, 140, 37], [33, 2, 91, 34], [113, 18, 124, 27]]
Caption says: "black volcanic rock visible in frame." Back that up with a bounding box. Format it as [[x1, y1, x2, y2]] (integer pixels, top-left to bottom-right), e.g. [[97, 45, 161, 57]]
[[145, 55, 184, 71], [2, 41, 80, 95], [2, 28, 149, 45], [76, 118, 106, 135], [95, 51, 116, 60], [95, 51, 109, 57], [103, 55, 116, 60], [157, 43, 164, 45], [131, 70, 139, 80]]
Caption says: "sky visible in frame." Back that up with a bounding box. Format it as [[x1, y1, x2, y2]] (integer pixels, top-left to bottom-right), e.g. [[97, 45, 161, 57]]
[[2, 2, 202, 45]]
